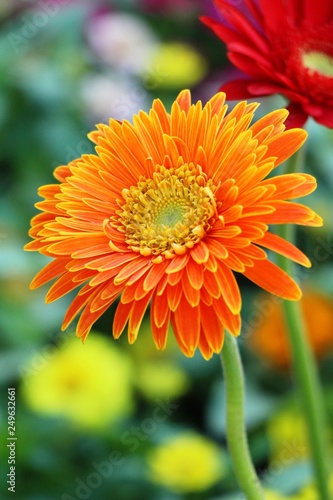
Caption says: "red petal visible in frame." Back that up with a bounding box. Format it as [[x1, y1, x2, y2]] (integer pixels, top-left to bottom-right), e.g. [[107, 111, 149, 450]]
[[260, 0, 286, 34], [302, 0, 333, 26], [285, 102, 309, 129], [221, 78, 257, 100]]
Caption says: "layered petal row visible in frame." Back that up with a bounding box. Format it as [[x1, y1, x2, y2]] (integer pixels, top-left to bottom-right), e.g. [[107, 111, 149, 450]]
[[25, 90, 322, 358]]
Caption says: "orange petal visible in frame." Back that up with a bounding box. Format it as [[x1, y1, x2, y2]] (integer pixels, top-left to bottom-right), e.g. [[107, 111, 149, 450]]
[[143, 261, 169, 291], [166, 254, 190, 274], [256, 232, 311, 267], [47, 234, 108, 257], [113, 300, 133, 339], [182, 271, 201, 307], [206, 238, 229, 259], [251, 109, 288, 138], [266, 128, 307, 167], [128, 292, 153, 343], [203, 270, 221, 299], [175, 89, 191, 112], [214, 298, 241, 337], [167, 283, 183, 311], [262, 173, 317, 200], [45, 270, 93, 303], [152, 291, 169, 328], [76, 297, 112, 341], [151, 308, 171, 350], [243, 259, 302, 300], [214, 263, 242, 314], [30, 258, 69, 289], [62, 286, 96, 330], [114, 257, 151, 285], [186, 258, 204, 290], [190, 240, 210, 264], [259, 201, 323, 226], [171, 295, 200, 356], [200, 303, 225, 353], [198, 329, 214, 360]]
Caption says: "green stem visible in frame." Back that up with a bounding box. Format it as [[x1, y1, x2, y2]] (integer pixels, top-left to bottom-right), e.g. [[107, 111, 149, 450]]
[[277, 225, 329, 499], [276, 150, 329, 499], [220, 332, 264, 500]]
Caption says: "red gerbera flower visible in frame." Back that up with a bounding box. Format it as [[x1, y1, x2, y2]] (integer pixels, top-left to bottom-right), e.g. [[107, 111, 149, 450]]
[[201, 0, 333, 128], [25, 90, 322, 359]]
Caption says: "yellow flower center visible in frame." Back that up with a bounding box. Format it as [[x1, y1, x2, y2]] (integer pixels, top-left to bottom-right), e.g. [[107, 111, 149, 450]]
[[302, 50, 333, 77], [117, 163, 218, 258]]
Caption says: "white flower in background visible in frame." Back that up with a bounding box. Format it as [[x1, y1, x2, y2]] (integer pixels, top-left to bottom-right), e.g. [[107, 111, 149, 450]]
[[80, 72, 150, 123], [86, 12, 159, 76]]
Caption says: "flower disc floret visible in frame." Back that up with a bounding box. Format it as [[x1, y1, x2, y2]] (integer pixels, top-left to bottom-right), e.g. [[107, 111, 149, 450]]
[[116, 163, 218, 257]]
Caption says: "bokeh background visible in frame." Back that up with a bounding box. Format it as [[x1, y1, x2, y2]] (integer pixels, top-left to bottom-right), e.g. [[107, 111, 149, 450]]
[[0, 1, 333, 499]]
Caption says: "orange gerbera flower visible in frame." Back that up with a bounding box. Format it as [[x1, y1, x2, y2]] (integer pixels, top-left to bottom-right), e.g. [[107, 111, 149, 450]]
[[25, 90, 322, 359]]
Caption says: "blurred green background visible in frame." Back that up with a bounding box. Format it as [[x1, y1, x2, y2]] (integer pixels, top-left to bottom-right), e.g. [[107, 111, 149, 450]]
[[0, 1, 333, 499]]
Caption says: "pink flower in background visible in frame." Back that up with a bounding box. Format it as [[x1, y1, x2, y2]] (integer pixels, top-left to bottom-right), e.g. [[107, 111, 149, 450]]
[[86, 10, 158, 76]]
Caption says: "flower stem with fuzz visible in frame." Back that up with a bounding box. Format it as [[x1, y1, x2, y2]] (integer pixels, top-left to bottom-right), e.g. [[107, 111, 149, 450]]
[[220, 333, 264, 500], [277, 222, 330, 500], [276, 148, 329, 499]]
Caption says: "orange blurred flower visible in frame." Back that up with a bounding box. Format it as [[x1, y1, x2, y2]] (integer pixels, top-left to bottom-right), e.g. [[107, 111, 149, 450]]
[[247, 291, 333, 368], [25, 90, 321, 359]]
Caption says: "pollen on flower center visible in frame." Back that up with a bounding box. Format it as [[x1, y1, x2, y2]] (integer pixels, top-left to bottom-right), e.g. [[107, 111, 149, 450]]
[[302, 50, 333, 77], [115, 162, 218, 258]]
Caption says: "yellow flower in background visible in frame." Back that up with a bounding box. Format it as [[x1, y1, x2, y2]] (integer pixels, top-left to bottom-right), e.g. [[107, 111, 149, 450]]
[[22, 333, 133, 429], [125, 318, 182, 360], [125, 319, 190, 398], [291, 484, 319, 500], [135, 359, 190, 400], [147, 42, 208, 89], [293, 473, 333, 499], [266, 407, 309, 464], [265, 491, 289, 500], [267, 410, 332, 498], [146, 432, 225, 493]]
